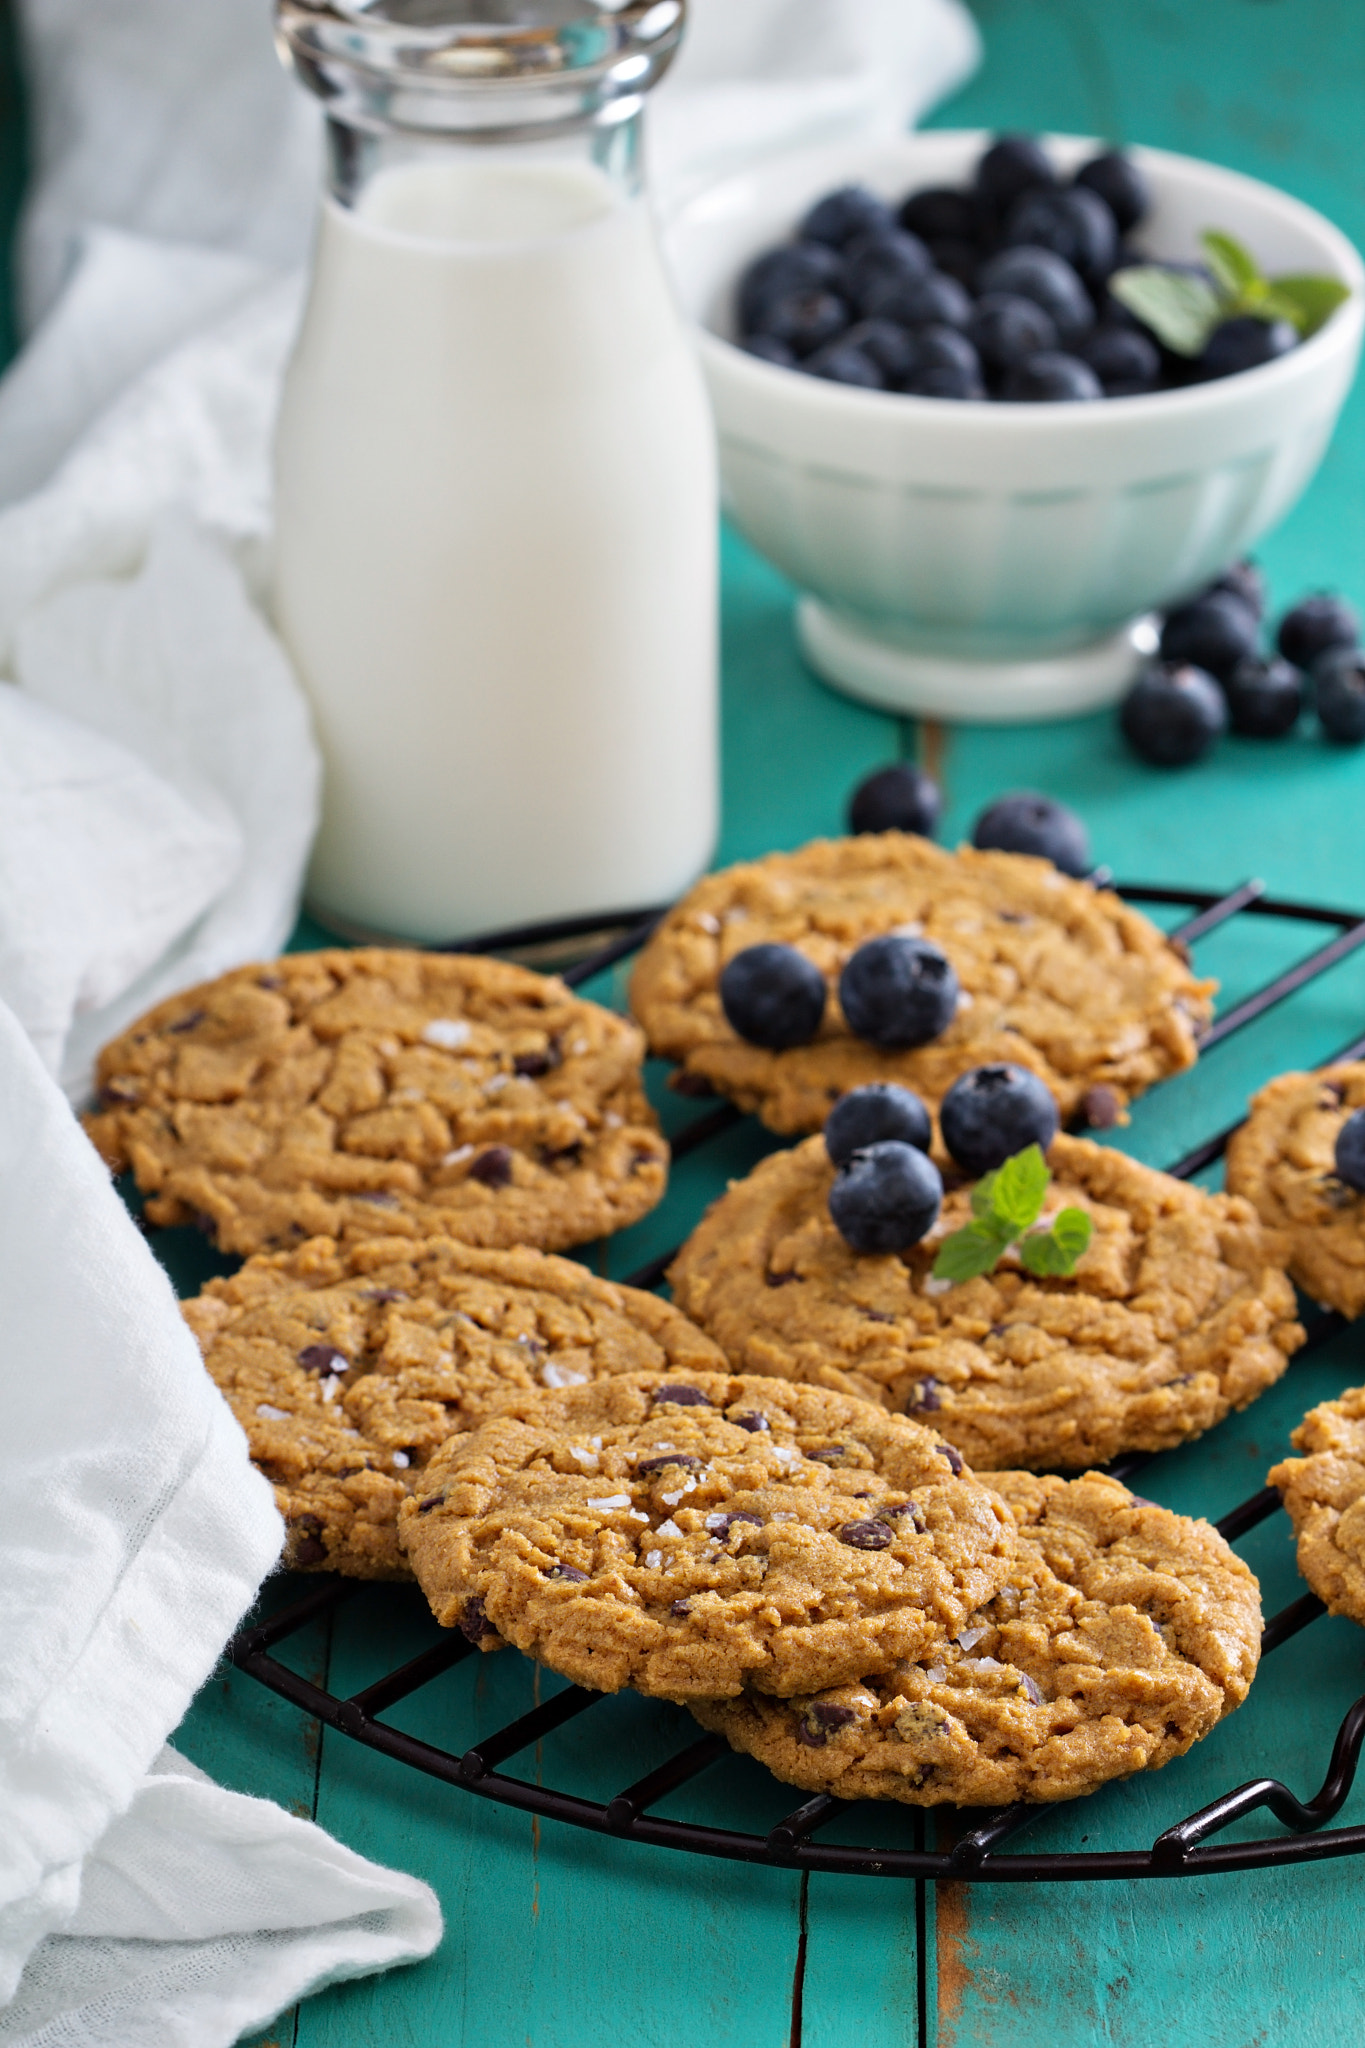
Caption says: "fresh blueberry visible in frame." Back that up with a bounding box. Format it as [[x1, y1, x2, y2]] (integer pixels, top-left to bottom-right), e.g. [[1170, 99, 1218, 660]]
[[737, 243, 844, 331], [1000, 351, 1103, 401], [751, 288, 850, 357], [1073, 151, 1150, 234], [806, 339, 884, 389], [871, 269, 973, 331], [1198, 315, 1297, 380], [1159, 591, 1260, 680], [825, 1084, 932, 1166], [909, 324, 983, 379], [844, 229, 932, 316], [899, 186, 981, 244], [1207, 559, 1267, 617], [1335, 1109, 1365, 1192], [977, 246, 1093, 343], [800, 185, 897, 250], [1314, 646, 1365, 744], [847, 761, 943, 837], [939, 1064, 1060, 1177], [971, 793, 1091, 876], [830, 318, 916, 387], [828, 1140, 943, 1255], [1120, 661, 1228, 766], [1222, 655, 1303, 738], [1077, 325, 1161, 395], [904, 363, 987, 399], [975, 135, 1058, 218], [1277, 593, 1359, 669], [969, 293, 1058, 374], [926, 238, 981, 291], [719, 943, 826, 1049], [743, 333, 797, 368], [839, 935, 959, 1050], [1003, 187, 1118, 283]]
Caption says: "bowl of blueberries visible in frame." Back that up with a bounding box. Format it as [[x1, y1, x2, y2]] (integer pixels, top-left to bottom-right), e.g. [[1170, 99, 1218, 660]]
[[666, 130, 1362, 724]]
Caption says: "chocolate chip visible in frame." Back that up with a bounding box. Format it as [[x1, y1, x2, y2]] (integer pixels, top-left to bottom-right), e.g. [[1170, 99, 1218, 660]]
[[636, 1453, 704, 1476], [797, 1701, 857, 1746], [731, 1410, 770, 1433], [460, 1596, 496, 1642], [298, 1344, 348, 1377], [1126, 1494, 1159, 1509], [1019, 1674, 1043, 1705], [651, 1385, 711, 1407], [168, 1009, 207, 1034], [670, 1598, 693, 1618], [705, 1511, 763, 1538], [514, 1043, 561, 1077], [360, 1287, 407, 1303], [937, 1444, 964, 1475], [908, 1378, 940, 1413], [291, 1515, 326, 1567], [416, 1493, 445, 1514], [765, 1270, 799, 1288], [988, 1324, 1009, 1339], [838, 1519, 893, 1550], [877, 1501, 926, 1533], [998, 910, 1028, 924], [539, 1143, 582, 1167], [469, 1146, 514, 1188], [545, 1563, 589, 1583], [670, 1070, 716, 1099], [1079, 1084, 1121, 1130], [96, 1080, 139, 1108], [1321, 1081, 1345, 1105], [811, 1444, 852, 1466], [629, 1151, 656, 1175], [257, 974, 284, 990], [863, 1308, 895, 1324]]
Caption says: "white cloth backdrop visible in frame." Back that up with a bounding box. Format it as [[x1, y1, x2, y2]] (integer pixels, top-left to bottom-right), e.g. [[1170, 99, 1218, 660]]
[[0, 4, 980, 2042]]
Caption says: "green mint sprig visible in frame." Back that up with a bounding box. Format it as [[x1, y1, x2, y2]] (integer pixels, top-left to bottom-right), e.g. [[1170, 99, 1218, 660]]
[[1109, 227, 1350, 359], [931, 1145, 1092, 1286]]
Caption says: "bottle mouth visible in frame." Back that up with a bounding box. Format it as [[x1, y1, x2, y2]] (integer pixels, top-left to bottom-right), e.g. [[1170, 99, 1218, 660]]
[[276, 1, 685, 134]]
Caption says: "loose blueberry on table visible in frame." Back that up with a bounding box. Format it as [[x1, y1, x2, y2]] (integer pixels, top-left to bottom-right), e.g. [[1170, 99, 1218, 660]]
[[939, 1064, 1060, 1177], [1119, 660, 1228, 766], [828, 1139, 943, 1255], [846, 761, 942, 837], [824, 1083, 933, 1167], [1314, 647, 1365, 745], [970, 792, 1091, 877]]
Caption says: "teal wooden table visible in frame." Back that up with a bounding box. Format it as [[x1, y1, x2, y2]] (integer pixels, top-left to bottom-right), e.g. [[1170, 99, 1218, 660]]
[[89, 1, 1365, 2040]]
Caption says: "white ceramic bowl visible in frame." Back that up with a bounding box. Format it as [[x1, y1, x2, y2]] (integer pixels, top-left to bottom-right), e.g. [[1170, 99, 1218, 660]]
[[666, 132, 1365, 721]]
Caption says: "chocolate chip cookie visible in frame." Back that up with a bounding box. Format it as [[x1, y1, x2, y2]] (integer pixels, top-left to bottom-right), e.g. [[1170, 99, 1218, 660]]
[[1269, 1385, 1365, 1625], [185, 1234, 726, 1578], [85, 949, 667, 1257], [1226, 1065, 1365, 1317], [629, 835, 1213, 1134], [398, 1372, 1017, 1698], [691, 1470, 1261, 1805], [669, 1133, 1303, 1471]]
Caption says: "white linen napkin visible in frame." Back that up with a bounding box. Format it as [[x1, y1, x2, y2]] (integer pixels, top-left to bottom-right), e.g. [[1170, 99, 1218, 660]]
[[0, 996, 442, 2044]]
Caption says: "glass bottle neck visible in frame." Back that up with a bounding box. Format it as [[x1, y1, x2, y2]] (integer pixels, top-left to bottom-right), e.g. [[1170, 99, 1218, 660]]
[[324, 104, 644, 215]]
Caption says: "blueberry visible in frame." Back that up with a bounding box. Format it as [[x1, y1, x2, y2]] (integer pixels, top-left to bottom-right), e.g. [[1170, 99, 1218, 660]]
[[806, 339, 884, 389], [1000, 351, 1104, 402], [909, 325, 983, 379], [1073, 151, 1150, 234], [1197, 314, 1297, 380], [1077, 325, 1161, 395], [968, 293, 1058, 374], [1335, 1108, 1365, 1192], [899, 186, 981, 244], [800, 184, 897, 250], [737, 243, 844, 331], [1119, 661, 1228, 766], [839, 935, 959, 1050], [1314, 646, 1365, 744], [751, 288, 849, 357], [828, 1140, 943, 1255], [743, 333, 797, 368], [719, 943, 826, 1049], [1159, 591, 1260, 680], [1003, 187, 1118, 283], [939, 1064, 1060, 1177], [904, 363, 987, 399], [1277, 593, 1359, 669], [975, 135, 1058, 218], [1207, 559, 1267, 617], [871, 268, 973, 331], [971, 793, 1091, 876], [976, 246, 1093, 343], [841, 318, 919, 387], [844, 229, 932, 316], [847, 762, 942, 837], [825, 1084, 932, 1166], [926, 238, 981, 291], [1222, 655, 1302, 738]]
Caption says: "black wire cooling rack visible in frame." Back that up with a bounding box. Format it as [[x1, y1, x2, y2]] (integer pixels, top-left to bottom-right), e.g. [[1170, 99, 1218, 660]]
[[231, 879, 1365, 1884]]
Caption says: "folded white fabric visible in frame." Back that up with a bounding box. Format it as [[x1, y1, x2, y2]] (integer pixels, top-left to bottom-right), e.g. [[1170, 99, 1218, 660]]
[[0, 997, 442, 2043]]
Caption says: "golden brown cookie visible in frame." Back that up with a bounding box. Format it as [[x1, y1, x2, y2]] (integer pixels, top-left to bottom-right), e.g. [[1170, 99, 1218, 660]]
[[398, 1372, 1018, 1699], [85, 949, 667, 1257], [185, 1234, 725, 1579], [670, 1133, 1303, 1471], [1226, 1064, 1365, 1317], [1269, 1384, 1365, 1624], [629, 835, 1213, 1134], [691, 1470, 1261, 1805]]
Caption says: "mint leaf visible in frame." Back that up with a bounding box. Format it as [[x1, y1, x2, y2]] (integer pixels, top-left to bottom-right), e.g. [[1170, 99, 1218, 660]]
[[1108, 265, 1223, 356], [970, 1169, 998, 1222], [1267, 273, 1351, 337], [1019, 1206, 1093, 1277], [988, 1144, 1050, 1234], [932, 1220, 1011, 1285], [1201, 229, 1262, 301]]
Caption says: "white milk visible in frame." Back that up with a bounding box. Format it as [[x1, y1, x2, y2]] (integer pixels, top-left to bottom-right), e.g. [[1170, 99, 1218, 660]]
[[273, 157, 718, 941]]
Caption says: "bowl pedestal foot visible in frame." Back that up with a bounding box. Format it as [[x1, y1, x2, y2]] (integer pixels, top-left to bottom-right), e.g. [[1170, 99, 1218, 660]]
[[797, 599, 1159, 724]]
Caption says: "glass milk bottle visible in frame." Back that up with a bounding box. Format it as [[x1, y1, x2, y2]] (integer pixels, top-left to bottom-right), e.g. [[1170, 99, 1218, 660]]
[[272, 2, 717, 941]]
